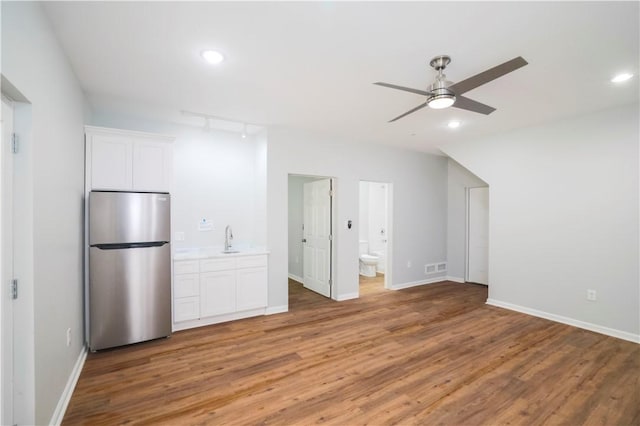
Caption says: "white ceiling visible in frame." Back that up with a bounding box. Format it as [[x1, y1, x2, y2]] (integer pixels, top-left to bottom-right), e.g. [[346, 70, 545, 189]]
[[42, 1, 639, 154]]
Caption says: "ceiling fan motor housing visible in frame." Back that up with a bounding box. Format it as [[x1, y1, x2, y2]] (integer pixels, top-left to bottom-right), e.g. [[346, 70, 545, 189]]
[[427, 79, 456, 108]]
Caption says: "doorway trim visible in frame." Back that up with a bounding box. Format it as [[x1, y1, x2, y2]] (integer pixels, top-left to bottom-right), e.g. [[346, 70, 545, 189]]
[[0, 79, 36, 426], [1, 94, 15, 426]]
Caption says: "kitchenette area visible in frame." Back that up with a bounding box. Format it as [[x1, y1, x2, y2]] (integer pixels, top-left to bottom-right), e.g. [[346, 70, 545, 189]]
[[84, 121, 269, 350]]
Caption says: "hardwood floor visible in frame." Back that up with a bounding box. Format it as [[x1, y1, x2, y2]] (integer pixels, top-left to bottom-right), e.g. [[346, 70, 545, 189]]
[[358, 272, 386, 296], [64, 281, 639, 425]]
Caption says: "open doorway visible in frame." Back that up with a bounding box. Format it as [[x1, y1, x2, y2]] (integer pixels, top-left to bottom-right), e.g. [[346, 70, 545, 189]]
[[358, 181, 392, 295], [287, 174, 335, 304], [466, 187, 489, 285]]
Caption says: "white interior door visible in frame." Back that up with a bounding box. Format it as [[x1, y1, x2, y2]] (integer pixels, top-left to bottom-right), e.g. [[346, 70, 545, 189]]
[[1, 97, 14, 425], [303, 179, 332, 298], [467, 187, 489, 285]]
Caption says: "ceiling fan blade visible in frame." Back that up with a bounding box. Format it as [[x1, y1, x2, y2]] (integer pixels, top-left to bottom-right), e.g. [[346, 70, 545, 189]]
[[453, 96, 496, 115], [388, 102, 428, 122], [448, 56, 528, 96], [374, 82, 431, 97]]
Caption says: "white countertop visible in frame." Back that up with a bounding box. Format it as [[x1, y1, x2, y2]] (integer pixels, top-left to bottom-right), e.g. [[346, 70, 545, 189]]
[[174, 246, 270, 261]]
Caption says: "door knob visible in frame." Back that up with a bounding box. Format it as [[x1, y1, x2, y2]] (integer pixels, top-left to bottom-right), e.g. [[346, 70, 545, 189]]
[[302, 239, 307, 243]]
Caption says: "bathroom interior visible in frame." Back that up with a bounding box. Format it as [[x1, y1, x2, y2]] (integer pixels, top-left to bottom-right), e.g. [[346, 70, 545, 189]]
[[358, 181, 389, 290]]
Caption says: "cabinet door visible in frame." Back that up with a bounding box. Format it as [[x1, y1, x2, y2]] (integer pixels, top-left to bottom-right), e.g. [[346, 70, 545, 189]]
[[132, 140, 172, 192], [236, 267, 268, 311], [90, 134, 133, 190], [200, 271, 236, 317]]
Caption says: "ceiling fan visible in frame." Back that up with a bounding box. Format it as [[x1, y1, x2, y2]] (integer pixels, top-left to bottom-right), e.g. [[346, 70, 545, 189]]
[[374, 55, 528, 122]]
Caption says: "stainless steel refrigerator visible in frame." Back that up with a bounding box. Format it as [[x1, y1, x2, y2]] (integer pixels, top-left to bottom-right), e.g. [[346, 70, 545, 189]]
[[88, 191, 171, 351]]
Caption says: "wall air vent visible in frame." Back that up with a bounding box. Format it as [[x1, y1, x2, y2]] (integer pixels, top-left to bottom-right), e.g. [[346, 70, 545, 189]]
[[425, 262, 447, 275]]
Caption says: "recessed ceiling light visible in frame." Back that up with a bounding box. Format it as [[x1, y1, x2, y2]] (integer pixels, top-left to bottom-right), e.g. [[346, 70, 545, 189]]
[[201, 50, 225, 65], [611, 73, 633, 83], [448, 120, 461, 129]]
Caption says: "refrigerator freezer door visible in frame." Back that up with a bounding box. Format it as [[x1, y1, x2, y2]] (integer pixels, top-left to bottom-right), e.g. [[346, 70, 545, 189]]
[[89, 191, 170, 245], [89, 243, 171, 350]]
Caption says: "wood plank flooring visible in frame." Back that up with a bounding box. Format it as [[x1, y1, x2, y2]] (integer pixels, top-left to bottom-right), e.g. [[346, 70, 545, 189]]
[[64, 280, 639, 425]]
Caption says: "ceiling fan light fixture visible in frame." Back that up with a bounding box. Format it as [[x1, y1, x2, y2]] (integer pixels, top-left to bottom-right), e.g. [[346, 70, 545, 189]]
[[428, 94, 456, 109]]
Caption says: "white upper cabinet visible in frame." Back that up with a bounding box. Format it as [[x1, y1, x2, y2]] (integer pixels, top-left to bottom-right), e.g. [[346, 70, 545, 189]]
[[132, 139, 173, 191], [86, 126, 174, 192], [90, 134, 133, 190]]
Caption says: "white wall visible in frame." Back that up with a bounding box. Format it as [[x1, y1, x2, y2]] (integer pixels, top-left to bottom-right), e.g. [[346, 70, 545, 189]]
[[89, 111, 267, 252], [2, 3, 87, 423], [441, 103, 639, 340], [254, 131, 267, 248], [267, 128, 448, 308], [446, 159, 487, 281], [287, 175, 320, 281]]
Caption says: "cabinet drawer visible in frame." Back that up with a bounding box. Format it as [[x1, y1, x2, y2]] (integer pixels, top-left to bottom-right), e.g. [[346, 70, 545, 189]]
[[237, 255, 268, 269], [174, 273, 199, 298], [174, 296, 199, 322], [200, 257, 236, 272], [175, 260, 199, 274]]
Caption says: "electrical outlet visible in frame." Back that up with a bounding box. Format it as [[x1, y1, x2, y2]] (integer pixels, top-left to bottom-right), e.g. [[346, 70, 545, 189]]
[[586, 289, 597, 301], [66, 328, 71, 347], [295, 256, 299, 264], [175, 232, 185, 241], [407, 260, 412, 268]]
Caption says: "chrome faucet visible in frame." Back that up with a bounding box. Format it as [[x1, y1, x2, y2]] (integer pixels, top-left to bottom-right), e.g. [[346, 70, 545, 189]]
[[224, 225, 233, 251]]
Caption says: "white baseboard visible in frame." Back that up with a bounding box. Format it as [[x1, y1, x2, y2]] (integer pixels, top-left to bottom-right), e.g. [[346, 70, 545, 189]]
[[288, 273, 303, 284], [486, 298, 640, 344], [445, 276, 465, 283], [173, 308, 266, 331], [335, 292, 359, 301], [391, 276, 447, 290], [50, 345, 88, 425], [265, 305, 288, 315]]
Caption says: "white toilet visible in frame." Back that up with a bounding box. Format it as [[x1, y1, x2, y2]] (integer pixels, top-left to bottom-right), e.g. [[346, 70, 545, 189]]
[[359, 240, 379, 277]]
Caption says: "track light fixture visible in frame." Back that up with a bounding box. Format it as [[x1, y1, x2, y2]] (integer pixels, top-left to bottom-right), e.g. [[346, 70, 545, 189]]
[[181, 110, 261, 138]]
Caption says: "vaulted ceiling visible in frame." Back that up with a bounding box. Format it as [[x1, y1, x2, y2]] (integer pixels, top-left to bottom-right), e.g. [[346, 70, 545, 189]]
[[43, 1, 639, 153]]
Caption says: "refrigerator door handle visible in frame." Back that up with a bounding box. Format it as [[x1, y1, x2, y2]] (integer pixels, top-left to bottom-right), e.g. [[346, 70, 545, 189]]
[[92, 241, 169, 250]]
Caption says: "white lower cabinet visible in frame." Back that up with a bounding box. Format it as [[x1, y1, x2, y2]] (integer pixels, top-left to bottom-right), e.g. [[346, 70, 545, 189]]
[[173, 254, 268, 328], [174, 296, 200, 322], [237, 267, 268, 311]]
